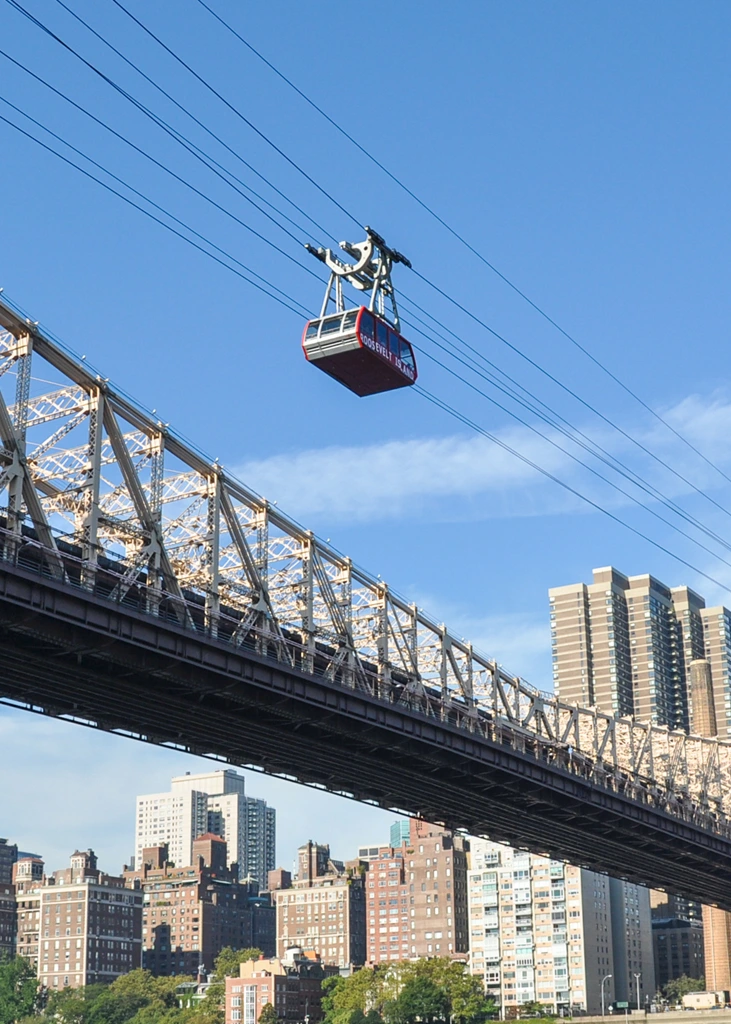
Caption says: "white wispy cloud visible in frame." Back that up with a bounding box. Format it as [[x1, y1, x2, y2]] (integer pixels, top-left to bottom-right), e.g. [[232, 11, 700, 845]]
[[238, 429, 571, 523], [236, 391, 731, 526]]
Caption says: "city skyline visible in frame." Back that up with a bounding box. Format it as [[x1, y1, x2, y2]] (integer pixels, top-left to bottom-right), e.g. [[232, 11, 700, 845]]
[[4, 810, 697, 1010]]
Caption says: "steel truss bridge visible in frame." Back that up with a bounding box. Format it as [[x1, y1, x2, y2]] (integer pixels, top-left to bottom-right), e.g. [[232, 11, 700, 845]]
[[0, 297, 730, 908]]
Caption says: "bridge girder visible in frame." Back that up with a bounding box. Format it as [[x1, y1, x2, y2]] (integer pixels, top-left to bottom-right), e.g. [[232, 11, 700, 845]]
[[0, 298, 730, 899]]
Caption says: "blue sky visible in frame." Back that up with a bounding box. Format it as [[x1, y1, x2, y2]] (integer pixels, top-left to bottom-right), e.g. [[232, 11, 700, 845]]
[[2, 0, 731, 874]]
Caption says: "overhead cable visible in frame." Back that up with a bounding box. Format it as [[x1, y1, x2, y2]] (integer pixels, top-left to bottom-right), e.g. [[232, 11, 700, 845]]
[[48, 0, 338, 247], [0, 105, 309, 318], [31, 0, 729, 531], [405, 321, 731, 567], [399, 296, 731, 546], [104, 0, 362, 230], [23, 0, 728, 529], [409, 266, 731, 522], [6, 0, 731, 566], [195, 0, 731, 489], [414, 384, 731, 596], [2, 92, 730, 596], [0, 6, 332, 282]]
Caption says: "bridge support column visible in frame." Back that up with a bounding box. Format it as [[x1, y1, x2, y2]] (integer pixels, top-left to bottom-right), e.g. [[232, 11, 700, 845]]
[[205, 473, 221, 637]]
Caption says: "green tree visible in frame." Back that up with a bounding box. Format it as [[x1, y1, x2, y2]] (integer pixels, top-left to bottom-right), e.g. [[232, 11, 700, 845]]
[[109, 969, 188, 1005], [258, 1003, 279, 1024], [45, 984, 106, 1024], [321, 966, 388, 1024], [212, 947, 263, 981], [85, 990, 148, 1024], [385, 976, 449, 1024], [322, 975, 346, 1019], [663, 976, 705, 1003], [0, 957, 39, 1024]]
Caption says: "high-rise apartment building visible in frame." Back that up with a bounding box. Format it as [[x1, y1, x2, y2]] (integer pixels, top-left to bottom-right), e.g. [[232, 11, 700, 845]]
[[135, 770, 275, 888], [365, 821, 469, 965], [125, 835, 272, 975], [0, 838, 19, 958], [652, 916, 705, 989], [698, 612, 731, 739], [650, 890, 701, 924], [0, 883, 13, 959], [13, 855, 45, 969], [0, 838, 18, 885], [549, 566, 731, 737], [390, 820, 411, 848], [37, 850, 143, 992], [608, 878, 655, 1008], [271, 841, 366, 969], [468, 840, 654, 1015]]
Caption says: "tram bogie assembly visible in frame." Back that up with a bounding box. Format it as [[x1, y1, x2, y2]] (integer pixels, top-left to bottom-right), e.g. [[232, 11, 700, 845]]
[[302, 227, 417, 397]]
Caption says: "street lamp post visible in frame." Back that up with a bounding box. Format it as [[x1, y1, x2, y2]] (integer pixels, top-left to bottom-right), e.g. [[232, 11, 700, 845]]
[[602, 975, 613, 1018], [634, 974, 642, 1013]]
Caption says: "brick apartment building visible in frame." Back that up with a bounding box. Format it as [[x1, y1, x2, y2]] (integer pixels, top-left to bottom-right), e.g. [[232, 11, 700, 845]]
[[366, 820, 469, 964], [36, 850, 142, 992], [271, 841, 366, 969], [225, 948, 336, 1024], [125, 834, 273, 976]]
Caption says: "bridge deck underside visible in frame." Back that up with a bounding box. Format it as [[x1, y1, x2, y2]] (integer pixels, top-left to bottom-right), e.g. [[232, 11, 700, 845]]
[[0, 562, 730, 908]]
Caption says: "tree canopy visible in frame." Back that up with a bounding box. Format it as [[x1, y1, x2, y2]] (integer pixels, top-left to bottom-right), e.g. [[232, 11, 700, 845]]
[[0, 953, 495, 1024], [0, 956, 39, 1024], [322, 958, 496, 1024], [663, 976, 706, 1003], [11, 965, 212, 1024], [258, 1004, 279, 1024]]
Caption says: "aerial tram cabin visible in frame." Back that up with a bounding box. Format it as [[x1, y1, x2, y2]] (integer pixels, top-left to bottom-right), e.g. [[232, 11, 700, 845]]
[[302, 307, 416, 397], [302, 227, 417, 398]]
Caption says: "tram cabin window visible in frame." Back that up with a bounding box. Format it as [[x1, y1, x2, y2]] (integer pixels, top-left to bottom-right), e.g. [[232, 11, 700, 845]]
[[321, 316, 343, 335], [377, 320, 389, 350], [400, 340, 415, 369]]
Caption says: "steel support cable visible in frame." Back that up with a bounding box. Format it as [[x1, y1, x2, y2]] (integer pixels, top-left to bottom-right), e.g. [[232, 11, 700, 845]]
[[194, 0, 731, 490], [0, 94, 312, 318], [400, 299, 731, 553], [19, 0, 731, 539], [103, 0, 362, 230], [48, 0, 339, 248], [0, 108, 309, 319], [38, 0, 731, 538], [413, 383, 731, 595], [409, 266, 731, 523], [7, 7, 731, 571], [401, 317, 731, 567], [6, 61, 731, 567], [1, 3, 326, 281], [6, 89, 729, 594]]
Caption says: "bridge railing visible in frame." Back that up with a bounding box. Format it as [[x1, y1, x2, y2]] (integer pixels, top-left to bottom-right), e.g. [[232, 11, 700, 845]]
[[1, 296, 730, 841]]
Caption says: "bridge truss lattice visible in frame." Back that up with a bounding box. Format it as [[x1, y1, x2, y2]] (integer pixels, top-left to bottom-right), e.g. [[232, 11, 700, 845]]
[[0, 296, 730, 844]]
